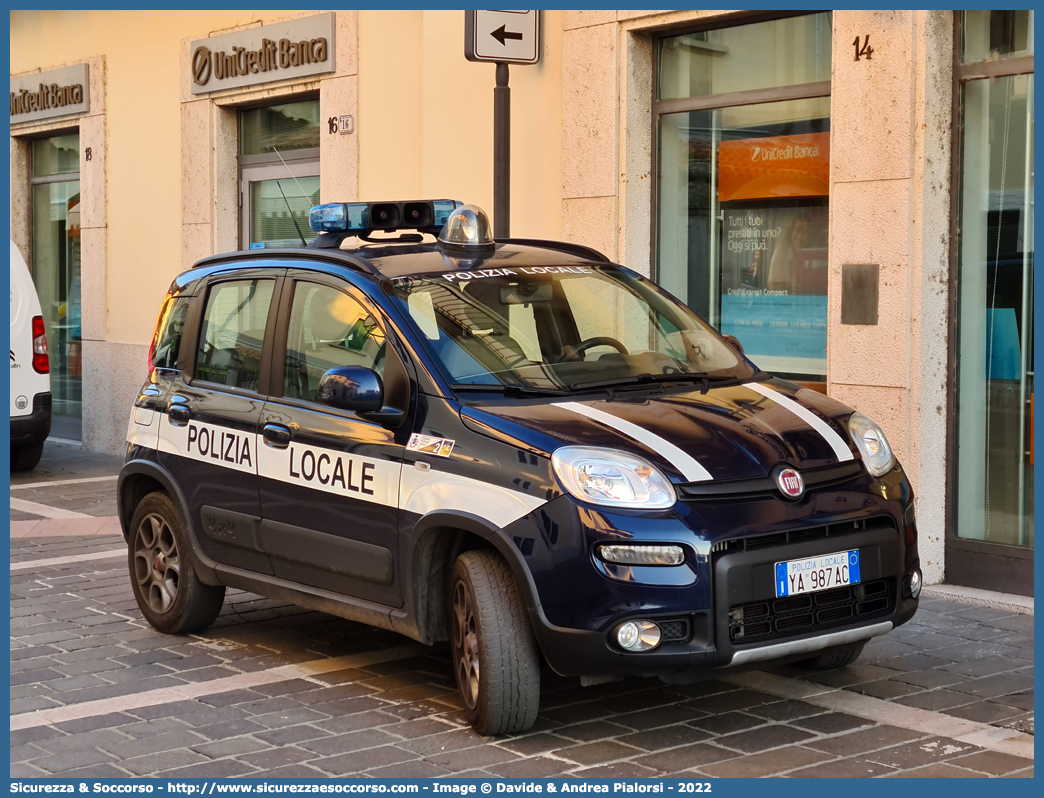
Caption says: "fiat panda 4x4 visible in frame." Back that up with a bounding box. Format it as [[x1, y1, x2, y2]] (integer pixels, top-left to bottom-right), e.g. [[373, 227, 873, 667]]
[[119, 200, 920, 735]]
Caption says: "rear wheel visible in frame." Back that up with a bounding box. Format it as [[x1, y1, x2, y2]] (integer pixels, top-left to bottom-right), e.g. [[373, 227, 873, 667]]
[[796, 641, 865, 670], [128, 491, 225, 634], [449, 550, 540, 735], [11, 440, 44, 472]]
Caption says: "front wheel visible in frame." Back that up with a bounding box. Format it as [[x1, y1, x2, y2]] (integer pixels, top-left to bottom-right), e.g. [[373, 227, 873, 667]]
[[128, 491, 225, 634], [796, 640, 866, 670], [449, 550, 540, 735], [11, 440, 44, 472]]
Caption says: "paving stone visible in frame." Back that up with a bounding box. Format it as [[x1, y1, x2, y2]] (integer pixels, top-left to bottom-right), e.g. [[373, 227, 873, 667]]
[[554, 739, 642, 766], [190, 736, 272, 758], [190, 719, 268, 740], [950, 672, 1034, 699], [942, 701, 1025, 725], [253, 725, 332, 746], [495, 733, 571, 757], [865, 737, 982, 769], [311, 745, 417, 775], [574, 762, 659, 778], [613, 705, 707, 730], [36, 729, 130, 755], [556, 720, 632, 742], [296, 729, 401, 756], [1001, 767, 1033, 778], [427, 743, 520, 771], [634, 743, 738, 773], [314, 710, 397, 735], [53, 713, 138, 734], [952, 750, 1035, 776], [790, 757, 899, 778], [744, 699, 823, 722], [852, 678, 924, 699], [890, 668, 971, 689], [10, 726, 65, 747], [540, 702, 611, 726], [988, 690, 1033, 710], [366, 759, 452, 778], [894, 689, 979, 711], [237, 746, 315, 769], [247, 764, 329, 778], [100, 729, 209, 759], [688, 711, 765, 735], [10, 743, 47, 763], [31, 748, 118, 774], [715, 723, 815, 753], [488, 756, 573, 778], [386, 717, 460, 740], [804, 725, 923, 756], [60, 764, 133, 778], [886, 763, 987, 778], [616, 723, 711, 752], [155, 759, 259, 778], [790, 712, 873, 735], [10, 763, 50, 777], [703, 744, 833, 777], [396, 729, 486, 756]]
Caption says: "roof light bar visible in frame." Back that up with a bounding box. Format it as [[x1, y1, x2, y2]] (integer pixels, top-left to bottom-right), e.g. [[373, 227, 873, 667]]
[[308, 200, 462, 236]]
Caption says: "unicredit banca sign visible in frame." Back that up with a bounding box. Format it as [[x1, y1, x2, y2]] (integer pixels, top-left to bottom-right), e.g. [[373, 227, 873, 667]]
[[10, 63, 89, 125], [190, 13, 335, 95]]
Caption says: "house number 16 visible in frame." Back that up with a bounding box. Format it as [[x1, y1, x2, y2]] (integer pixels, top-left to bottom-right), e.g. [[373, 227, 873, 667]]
[[854, 35, 873, 61]]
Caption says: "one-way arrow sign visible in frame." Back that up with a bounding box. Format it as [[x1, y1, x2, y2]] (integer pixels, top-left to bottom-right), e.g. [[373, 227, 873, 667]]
[[465, 10, 540, 64], [491, 25, 524, 46]]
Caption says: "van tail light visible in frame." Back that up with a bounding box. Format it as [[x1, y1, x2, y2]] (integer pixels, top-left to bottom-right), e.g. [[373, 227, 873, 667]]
[[148, 292, 173, 373], [31, 316, 49, 374]]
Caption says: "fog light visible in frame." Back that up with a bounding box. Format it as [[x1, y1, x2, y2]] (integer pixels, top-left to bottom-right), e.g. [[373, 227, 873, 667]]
[[598, 544, 684, 566], [910, 569, 922, 598], [615, 620, 661, 652]]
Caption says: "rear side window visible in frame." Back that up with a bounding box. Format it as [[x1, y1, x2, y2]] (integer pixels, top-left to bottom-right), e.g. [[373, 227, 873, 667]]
[[195, 279, 275, 391], [151, 296, 192, 371]]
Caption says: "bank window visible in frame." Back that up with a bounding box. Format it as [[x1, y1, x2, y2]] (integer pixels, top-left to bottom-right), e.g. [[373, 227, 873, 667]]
[[655, 13, 831, 384], [195, 279, 275, 390], [239, 99, 320, 250], [284, 283, 387, 403], [953, 10, 1034, 552]]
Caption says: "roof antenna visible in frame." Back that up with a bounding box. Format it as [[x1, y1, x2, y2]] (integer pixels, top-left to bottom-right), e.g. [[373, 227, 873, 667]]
[[271, 144, 311, 247], [275, 180, 308, 247]]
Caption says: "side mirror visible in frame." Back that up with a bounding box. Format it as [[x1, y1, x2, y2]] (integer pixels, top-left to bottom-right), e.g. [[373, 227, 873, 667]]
[[722, 334, 744, 356], [317, 366, 384, 412]]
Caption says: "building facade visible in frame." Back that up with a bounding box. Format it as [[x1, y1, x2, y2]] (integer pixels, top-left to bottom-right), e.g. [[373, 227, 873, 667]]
[[9, 10, 1034, 594]]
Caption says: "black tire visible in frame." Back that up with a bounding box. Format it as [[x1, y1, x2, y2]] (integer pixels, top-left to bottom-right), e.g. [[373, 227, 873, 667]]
[[128, 491, 225, 634], [797, 641, 866, 670], [449, 549, 540, 736], [11, 440, 44, 472]]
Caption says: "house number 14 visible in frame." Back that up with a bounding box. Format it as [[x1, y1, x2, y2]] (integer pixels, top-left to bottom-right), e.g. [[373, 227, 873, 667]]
[[854, 35, 873, 61]]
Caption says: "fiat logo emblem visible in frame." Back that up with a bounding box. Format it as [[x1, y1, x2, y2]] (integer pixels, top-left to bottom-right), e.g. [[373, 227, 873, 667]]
[[777, 468, 804, 499]]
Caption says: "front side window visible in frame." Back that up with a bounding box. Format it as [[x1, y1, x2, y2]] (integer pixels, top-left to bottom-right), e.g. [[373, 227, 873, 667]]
[[283, 282, 387, 403], [195, 279, 275, 390], [390, 266, 753, 392]]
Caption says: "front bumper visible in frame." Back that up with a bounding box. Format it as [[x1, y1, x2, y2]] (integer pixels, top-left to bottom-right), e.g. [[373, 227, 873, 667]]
[[516, 463, 919, 678], [10, 392, 51, 447]]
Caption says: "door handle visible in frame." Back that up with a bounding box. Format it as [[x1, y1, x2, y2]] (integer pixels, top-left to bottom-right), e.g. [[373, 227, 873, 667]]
[[167, 403, 191, 426], [263, 423, 292, 449]]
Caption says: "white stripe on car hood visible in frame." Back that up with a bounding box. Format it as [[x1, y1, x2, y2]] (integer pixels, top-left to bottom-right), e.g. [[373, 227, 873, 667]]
[[746, 382, 854, 462], [553, 401, 713, 483]]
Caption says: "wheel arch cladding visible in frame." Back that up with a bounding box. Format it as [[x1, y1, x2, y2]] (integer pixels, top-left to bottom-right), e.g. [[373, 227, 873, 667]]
[[409, 511, 542, 645]]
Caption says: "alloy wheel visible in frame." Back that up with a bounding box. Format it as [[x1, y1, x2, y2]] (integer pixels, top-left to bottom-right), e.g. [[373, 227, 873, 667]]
[[452, 579, 480, 710], [133, 512, 181, 614]]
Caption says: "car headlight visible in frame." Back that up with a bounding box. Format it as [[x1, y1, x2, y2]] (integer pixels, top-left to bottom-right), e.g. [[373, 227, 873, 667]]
[[847, 412, 895, 477], [551, 446, 677, 509]]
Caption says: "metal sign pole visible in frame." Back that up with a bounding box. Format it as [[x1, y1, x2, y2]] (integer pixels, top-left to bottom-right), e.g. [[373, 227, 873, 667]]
[[494, 62, 510, 239]]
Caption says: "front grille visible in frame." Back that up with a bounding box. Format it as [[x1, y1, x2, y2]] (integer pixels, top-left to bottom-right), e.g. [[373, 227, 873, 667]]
[[657, 617, 692, 645], [728, 578, 895, 644], [711, 516, 893, 555]]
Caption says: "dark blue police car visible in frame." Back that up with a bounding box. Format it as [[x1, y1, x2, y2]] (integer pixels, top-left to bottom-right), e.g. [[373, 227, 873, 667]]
[[119, 200, 921, 735]]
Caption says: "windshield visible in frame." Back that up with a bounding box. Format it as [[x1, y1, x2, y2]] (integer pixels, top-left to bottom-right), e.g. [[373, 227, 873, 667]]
[[387, 264, 757, 392]]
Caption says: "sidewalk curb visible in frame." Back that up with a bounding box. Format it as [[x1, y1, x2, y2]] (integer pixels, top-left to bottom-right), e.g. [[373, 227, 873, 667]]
[[922, 584, 1034, 615]]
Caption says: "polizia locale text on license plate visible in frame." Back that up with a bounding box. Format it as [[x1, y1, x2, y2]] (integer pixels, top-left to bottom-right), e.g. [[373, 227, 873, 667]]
[[775, 550, 861, 598]]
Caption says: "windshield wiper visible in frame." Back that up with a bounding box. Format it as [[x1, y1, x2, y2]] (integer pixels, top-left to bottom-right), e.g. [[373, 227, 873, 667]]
[[451, 383, 571, 397], [569, 371, 765, 394]]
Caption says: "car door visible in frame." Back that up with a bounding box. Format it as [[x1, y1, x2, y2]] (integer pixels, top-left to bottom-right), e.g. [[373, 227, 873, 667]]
[[157, 269, 283, 576], [257, 272, 408, 606]]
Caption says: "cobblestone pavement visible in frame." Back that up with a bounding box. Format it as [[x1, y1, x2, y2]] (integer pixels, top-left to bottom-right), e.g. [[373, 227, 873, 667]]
[[8, 458, 1035, 779]]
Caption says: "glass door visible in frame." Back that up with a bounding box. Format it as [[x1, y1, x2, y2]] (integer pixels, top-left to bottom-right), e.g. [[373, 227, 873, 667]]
[[30, 133, 82, 439], [950, 10, 1034, 594]]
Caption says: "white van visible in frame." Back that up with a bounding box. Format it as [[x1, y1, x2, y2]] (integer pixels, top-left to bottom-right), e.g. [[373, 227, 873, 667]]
[[10, 240, 51, 470]]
